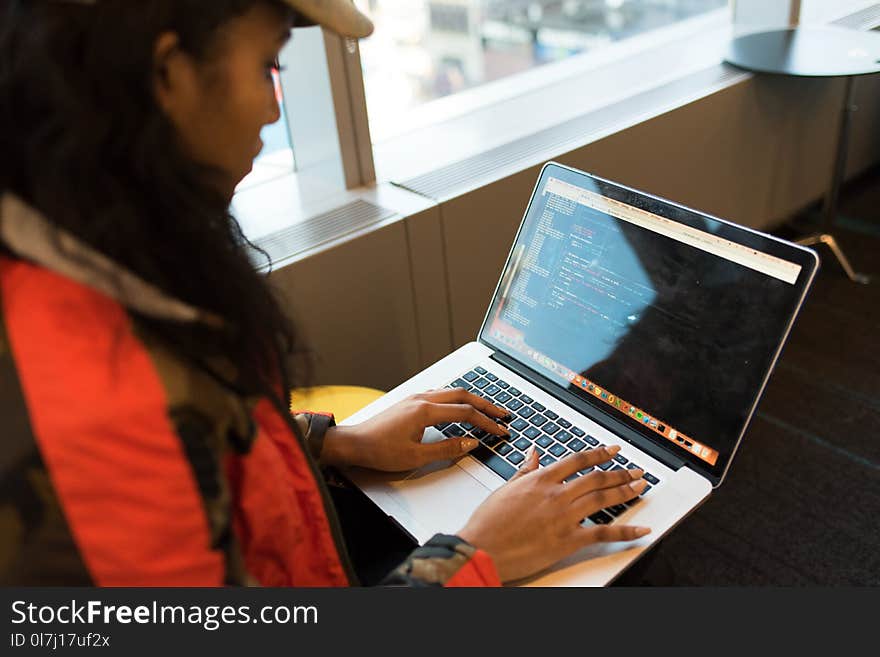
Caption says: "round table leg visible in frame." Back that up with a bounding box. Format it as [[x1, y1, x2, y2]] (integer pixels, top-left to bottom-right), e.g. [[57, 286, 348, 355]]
[[795, 233, 870, 284], [820, 76, 855, 233], [799, 75, 870, 285]]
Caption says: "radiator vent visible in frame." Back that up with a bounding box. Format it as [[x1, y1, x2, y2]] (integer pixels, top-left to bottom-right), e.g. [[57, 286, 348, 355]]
[[249, 199, 396, 268]]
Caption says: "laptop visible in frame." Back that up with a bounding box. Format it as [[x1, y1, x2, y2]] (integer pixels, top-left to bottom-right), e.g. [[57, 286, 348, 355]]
[[342, 161, 819, 586]]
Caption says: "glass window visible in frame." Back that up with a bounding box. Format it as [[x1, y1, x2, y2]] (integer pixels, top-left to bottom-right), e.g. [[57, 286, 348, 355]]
[[798, 0, 876, 24], [731, 0, 792, 34], [356, 0, 728, 141]]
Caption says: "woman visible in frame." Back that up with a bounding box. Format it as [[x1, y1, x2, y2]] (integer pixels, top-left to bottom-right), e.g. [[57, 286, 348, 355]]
[[0, 0, 650, 586]]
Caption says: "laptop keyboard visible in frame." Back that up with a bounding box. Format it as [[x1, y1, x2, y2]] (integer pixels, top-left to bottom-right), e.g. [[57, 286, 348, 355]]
[[440, 366, 661, 526]]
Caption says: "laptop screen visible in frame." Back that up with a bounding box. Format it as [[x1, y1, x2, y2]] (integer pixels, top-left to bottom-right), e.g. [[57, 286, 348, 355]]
[[481, 163, 817, 481]]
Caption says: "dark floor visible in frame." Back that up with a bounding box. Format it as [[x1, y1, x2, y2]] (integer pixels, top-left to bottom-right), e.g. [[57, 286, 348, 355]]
[[647, 169, 880, 586]]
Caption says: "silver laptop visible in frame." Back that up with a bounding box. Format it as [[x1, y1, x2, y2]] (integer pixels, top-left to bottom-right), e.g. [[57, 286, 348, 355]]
[[342, 161, 818, 586]]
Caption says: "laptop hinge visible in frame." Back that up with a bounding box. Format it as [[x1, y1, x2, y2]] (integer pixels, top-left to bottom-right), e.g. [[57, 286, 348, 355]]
[[488, 349, 687, 472]]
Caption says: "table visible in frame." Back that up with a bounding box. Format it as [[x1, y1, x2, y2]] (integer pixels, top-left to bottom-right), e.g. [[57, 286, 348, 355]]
[[725, 26, 880, 284]]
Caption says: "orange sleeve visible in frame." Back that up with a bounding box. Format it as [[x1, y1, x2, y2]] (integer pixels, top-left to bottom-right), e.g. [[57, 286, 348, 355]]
[[445, 549, 502, 587], [1, 259, 224, 586], [380, 533, 502, 587]]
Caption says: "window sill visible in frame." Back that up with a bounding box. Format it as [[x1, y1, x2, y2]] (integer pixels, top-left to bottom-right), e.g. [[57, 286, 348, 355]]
[[232, 172, 436, 273]]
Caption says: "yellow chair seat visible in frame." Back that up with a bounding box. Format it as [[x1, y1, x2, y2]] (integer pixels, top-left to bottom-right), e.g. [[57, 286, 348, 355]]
[[290, 385, 386, 423]]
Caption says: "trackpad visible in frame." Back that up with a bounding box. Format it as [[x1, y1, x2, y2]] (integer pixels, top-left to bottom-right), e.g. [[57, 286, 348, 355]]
[[386, 463, 491, 536]]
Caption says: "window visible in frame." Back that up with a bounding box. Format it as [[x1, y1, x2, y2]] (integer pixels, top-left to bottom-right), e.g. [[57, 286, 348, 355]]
[[731, 0, 794, 34], [356, 0, 728, 143], [234, 1, 836, 237], [732, 0, 877, 32], [798, 0, 880, 24]]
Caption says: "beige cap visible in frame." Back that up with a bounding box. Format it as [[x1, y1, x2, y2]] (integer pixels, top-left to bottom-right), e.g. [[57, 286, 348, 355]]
[[49, 0, 374, 39], [284, 0, 374, 38]]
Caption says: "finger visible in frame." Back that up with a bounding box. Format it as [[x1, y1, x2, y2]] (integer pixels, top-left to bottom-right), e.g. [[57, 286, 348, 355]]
[[562, 466, 644, 502], [419, 436, 481, 463], [420, 388, 510, 420], [540, 445, 621, 482], [578, 523, 651, 546], [425, 402, 510, 436], [509, 445, 540, 482], [569, 478, 647, 521]]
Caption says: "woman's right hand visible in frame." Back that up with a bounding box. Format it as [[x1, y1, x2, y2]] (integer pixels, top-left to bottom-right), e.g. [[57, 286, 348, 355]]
[[457, 445, 651, 583]]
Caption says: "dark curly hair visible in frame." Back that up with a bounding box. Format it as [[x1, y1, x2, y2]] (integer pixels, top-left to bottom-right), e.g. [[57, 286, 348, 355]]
[[0, 0, 311, 401]]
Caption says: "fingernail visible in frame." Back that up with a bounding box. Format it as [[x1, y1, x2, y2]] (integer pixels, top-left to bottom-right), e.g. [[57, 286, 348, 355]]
[[500, 425, 511, 436], [630, 479, 647, 492], [607, 445, 621, 455], [635, 527, 651, 537], [526, 445, 537, 461], [629, 469, 644, 480], [462, 439, 479, 452]]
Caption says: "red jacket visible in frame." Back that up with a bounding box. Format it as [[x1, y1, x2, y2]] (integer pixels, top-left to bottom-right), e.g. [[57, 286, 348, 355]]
[[0, 193, 500, 587]]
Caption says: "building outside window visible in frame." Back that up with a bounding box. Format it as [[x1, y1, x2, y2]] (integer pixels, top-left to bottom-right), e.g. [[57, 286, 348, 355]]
[[355, 0, 728, 142]]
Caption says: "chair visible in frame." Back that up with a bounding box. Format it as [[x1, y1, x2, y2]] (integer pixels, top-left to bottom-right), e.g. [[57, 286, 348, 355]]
[[289, 385, 385, 423]]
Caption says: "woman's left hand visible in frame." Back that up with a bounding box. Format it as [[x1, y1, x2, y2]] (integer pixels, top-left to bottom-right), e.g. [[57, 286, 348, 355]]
[[320, 389, 511, 472]]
